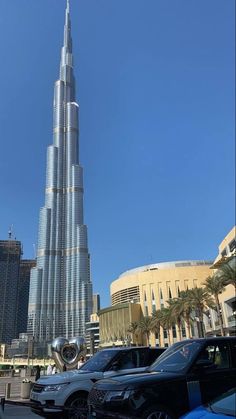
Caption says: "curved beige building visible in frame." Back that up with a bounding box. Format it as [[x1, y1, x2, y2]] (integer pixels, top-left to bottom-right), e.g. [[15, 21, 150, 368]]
[[111, 260, 212, 311], [103, 260, 212, 347]]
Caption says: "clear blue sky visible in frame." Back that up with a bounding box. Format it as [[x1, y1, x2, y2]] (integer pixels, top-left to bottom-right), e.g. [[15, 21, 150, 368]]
[[0, 0, 235, 307]]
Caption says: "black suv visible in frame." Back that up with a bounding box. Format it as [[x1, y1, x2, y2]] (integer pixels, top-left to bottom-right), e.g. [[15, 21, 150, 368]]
[[88, 337, 236, 419]]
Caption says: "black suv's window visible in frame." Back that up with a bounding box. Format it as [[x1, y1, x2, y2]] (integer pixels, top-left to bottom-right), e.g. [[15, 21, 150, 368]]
[[117, 350, 138, 369], [79, 349, 119, 372], [148, 349, 165, 365], [150, 341, 201, 372], [117, 349, 151, 369], [195, 343, 230, 370], [115, 348, 161, 369], [231, 342, 236, 367]]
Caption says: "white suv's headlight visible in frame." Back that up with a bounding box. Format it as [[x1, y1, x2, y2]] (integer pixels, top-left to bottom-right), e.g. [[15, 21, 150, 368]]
[[43, 383, 69, 392], [105, 390, 132, 402]]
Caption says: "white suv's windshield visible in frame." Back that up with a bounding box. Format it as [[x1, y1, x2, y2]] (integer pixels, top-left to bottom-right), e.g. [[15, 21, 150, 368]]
[[79, 350, 119, 372], [149, 341, 201, 373]]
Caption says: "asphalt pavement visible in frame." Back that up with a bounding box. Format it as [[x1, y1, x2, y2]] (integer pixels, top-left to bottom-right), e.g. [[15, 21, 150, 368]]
[[1, 405, 39, 418]]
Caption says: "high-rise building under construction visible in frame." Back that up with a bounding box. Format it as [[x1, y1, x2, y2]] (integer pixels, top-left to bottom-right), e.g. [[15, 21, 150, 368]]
[[28, 0, 93, 342]]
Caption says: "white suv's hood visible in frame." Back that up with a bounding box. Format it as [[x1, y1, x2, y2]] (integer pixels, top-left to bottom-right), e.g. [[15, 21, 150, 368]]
[[37, 370, 103, 385]]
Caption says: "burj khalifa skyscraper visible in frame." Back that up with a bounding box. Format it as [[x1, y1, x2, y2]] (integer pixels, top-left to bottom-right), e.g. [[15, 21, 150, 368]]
[[28, 0, 93, 342]]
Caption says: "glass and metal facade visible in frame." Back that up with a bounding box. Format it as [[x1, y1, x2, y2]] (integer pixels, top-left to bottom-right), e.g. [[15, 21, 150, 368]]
[[28, 1, 93, 342], [0, 240, 22, 343], [17, 259, 36, 337]]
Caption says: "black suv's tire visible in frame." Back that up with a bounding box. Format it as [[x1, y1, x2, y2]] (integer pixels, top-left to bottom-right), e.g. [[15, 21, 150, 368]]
[[65, 392, 88, 419], [142, 404, 176, 419]]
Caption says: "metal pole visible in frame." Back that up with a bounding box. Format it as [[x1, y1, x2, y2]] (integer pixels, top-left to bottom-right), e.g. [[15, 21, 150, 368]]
[[0, 397, 5, 412], [5, 383, 11, 399]]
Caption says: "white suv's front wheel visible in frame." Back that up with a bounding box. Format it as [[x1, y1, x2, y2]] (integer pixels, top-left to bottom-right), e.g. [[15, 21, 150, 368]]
[[65, 392, 88, 419]]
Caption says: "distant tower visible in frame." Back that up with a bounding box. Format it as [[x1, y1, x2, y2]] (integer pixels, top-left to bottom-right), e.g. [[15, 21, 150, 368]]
[[93, 294, 101, 313], [17, 259, 36, 336], [28, 0, 93, 342], [0, 239, 22, 343]]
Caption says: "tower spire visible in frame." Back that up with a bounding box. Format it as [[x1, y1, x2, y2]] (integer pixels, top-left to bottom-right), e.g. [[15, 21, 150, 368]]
[[66, 0, 70, 23], [60, 0, 73, 82], [64, 0, 72, 50]]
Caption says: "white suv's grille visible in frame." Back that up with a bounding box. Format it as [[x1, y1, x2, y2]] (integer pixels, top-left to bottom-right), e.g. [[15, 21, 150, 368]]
[[32, 383, 45, 393]]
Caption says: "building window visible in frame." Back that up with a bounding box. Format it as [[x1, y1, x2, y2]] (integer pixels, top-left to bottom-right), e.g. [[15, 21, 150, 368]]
[[159, 288, 164, 308], [221, 248, 227, 257], [184, 280, 189, 290], [143, 291, 149, 316], [111, 286, 140, 305], [193, 279, 198, 287], [152, 290, 156, 313], [229, 240, 236, 253], [163, 329, 168, 339], [172, 325, 177, 338]]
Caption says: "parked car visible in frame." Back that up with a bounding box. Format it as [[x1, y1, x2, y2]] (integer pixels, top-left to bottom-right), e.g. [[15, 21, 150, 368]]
[[30, 346, 165, 417], [88, 337, 236, 419], [181, 388, 236, 418]]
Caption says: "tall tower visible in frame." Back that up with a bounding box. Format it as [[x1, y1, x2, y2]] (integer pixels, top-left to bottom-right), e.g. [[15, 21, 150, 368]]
[[28, 0, 93, 342]]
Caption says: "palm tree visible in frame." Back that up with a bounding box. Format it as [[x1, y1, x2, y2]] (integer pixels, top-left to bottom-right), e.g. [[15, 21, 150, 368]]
[[127, 321, 139, 346], [151, 310, 162, 345], [158, 307, 175, 346], [137, 317, 153, 346], [203, 275, 226, 336], [217, 258, 236, 288], [188, 287, 215, 338], [167, 299, 183, 340], [177, 290, 194, 338]]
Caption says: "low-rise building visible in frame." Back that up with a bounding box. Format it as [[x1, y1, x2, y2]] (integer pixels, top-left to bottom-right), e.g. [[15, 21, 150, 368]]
[[99, 303, 142, 348], [85, 313, 100, 355]]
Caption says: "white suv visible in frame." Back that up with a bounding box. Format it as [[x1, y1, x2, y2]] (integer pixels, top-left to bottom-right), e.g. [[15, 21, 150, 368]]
[[30, 346, 165, 418]]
